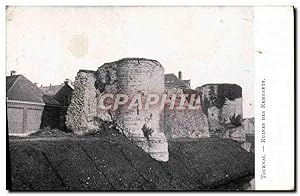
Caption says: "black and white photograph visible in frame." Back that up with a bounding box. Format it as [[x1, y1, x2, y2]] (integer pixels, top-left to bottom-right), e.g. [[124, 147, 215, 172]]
[[4, 5, 294, 192]]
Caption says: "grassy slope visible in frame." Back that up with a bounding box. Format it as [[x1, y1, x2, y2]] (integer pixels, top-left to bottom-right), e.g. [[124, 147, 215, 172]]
[[8, 129, 254, 191]]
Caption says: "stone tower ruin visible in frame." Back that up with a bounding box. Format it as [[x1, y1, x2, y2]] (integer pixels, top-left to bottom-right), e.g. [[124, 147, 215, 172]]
[[66, 58, 169, 162], [196, 84, 243, 137]]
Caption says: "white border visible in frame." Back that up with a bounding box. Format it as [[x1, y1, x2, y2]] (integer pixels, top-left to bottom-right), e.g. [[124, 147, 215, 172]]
[[1, 1, 298, 194], [254, 7, 294, 190]]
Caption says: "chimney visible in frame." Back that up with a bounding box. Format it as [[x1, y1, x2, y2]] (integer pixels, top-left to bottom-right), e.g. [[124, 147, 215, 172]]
[[178, 71, 182, 80], [34, 82, 39, 87], [64, 78, 71, 86], [10, 70, 16, 76]]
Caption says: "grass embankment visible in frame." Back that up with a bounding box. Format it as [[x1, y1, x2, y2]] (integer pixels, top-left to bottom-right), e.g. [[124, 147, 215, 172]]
[[8, 128, 254, 191]]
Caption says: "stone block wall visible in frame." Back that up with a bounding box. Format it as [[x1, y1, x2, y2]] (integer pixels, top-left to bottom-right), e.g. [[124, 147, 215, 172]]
[[164, 87, 210, 139], [164, 110, 209, 139], [66, 70, 98, 135]]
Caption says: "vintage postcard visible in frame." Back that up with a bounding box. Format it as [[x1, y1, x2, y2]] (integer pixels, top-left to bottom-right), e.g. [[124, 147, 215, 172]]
[[5, 6, 295, 191]]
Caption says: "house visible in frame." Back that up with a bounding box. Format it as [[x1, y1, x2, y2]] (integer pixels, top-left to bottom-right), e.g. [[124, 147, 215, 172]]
[[40, 79, 74, 107], [6, 72, 61, 136], [243, 117, 255, 152], [243, 117, 255, 135], [164, 71, 191, 89], [40, 79, 74, 130], [163, 71, 209, 139]]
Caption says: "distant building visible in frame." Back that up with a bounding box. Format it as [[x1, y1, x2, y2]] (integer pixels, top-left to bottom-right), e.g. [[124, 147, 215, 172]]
[[243, 117, 255, 152], [243, 117, 254, 135], [164, 71, 191, 89], [40, 79, 74, 107], [6, 72, 61, 135], [6, 71, 74, 136], [227, 117, 255, 152], [40, 79, 74, 131]]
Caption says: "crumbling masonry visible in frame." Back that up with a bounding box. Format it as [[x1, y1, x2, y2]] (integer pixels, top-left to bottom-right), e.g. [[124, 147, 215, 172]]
[[196, 84, 243, 138], [66, 58, 244, 161], [66, 58, 168, 161]]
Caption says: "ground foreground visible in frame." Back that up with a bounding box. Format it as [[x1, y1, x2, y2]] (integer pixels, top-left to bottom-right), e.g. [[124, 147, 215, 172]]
[[8, 129, 254, 191]]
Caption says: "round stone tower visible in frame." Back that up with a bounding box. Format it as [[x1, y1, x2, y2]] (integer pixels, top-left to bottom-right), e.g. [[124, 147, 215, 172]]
[[67, 58, 169, 161], [115, 58, 168, 162], [91, 58, 168, 162]]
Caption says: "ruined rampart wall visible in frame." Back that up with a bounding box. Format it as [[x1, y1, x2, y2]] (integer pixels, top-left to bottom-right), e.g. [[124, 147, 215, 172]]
[[66, 70, 97, 135], [164, 87, 210, 139], [66, 61, 245, 161], [67, 58, 169, 162]]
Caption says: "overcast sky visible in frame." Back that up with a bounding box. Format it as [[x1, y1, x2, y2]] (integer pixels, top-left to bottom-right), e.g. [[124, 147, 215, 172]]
[[6, 6, 254, 117]]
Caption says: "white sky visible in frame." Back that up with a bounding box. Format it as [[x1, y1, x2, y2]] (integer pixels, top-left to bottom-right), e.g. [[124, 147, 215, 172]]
[[6, 6, 254, 117]]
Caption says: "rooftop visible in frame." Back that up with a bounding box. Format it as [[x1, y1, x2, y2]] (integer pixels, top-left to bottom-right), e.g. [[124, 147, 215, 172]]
[[6, 74, 60, 105], [165, 73, 190, 89]]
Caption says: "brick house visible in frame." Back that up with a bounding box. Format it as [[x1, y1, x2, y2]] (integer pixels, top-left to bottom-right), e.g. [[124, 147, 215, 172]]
[[6, 73, 61, 135], [6, 72, 74, 136]]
